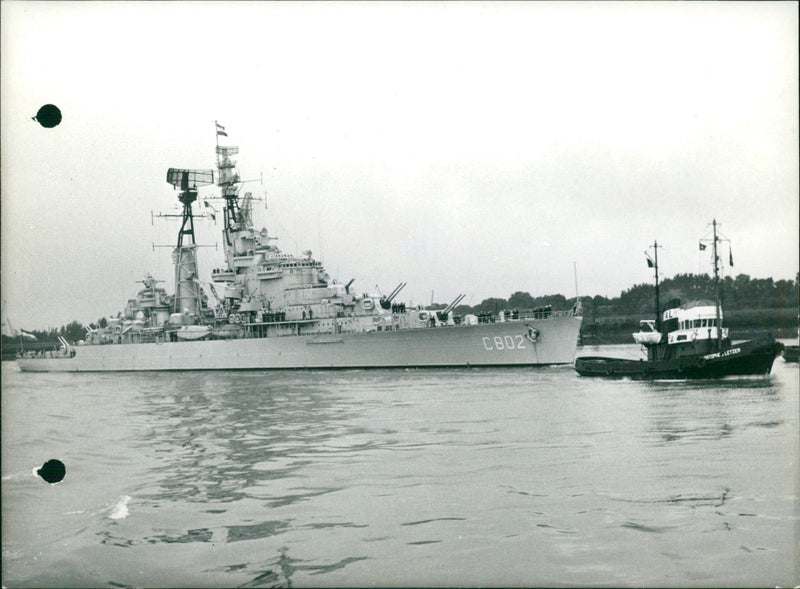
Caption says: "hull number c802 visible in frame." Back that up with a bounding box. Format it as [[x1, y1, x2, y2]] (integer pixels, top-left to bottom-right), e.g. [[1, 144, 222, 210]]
[[482, 335, 527, 351]]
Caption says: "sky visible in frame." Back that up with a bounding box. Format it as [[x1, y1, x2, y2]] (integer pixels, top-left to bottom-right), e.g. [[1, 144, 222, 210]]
[[1, 1, 798, 331]]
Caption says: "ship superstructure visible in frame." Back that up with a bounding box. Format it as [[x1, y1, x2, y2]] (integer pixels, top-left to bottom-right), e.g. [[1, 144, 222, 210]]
[[17, 124, 583, 372]]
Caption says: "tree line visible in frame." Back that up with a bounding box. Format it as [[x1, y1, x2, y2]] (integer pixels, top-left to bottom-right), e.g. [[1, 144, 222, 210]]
[[3, 272, 798, 345], [452, 272, 798, 319]]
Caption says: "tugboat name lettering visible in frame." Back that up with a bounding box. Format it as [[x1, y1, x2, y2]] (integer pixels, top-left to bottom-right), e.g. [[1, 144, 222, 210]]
[[703, 347, 741, 360], [482, 335, 526, 351]]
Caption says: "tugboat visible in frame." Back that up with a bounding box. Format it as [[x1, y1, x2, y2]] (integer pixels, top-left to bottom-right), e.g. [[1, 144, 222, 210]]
[[16, 123, 583, 372], [575, 222, 783, 379]]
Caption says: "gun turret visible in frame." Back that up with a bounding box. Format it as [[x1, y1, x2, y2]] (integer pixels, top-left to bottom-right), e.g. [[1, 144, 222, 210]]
[[436, 293, 466, 321], [443, 293, 466, 315], [380, 282, 407, 309]]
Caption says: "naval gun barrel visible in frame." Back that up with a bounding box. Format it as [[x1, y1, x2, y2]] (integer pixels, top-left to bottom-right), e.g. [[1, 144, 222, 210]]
[[380, 282, 407, 309], [436, 294, 466, 322], [385, 282, 407, 303], [442, 293, 466, 315]]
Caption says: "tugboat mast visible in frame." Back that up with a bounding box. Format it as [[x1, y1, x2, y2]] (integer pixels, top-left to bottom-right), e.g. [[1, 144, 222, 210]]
[[712, 219, 722, 350], [646, 241, 661, 331], [653, 241, 661, 331]]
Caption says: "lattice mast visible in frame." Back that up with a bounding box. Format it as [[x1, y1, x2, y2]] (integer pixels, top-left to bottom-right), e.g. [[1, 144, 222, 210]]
[[711, 219, 722, 350], [215, 122, 244, 252], [166, 168, 214, 316]]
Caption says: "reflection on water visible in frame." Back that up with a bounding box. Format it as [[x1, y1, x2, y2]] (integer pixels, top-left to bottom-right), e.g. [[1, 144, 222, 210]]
[[117, 372, 383, 587], [134, 373, 356, 507]]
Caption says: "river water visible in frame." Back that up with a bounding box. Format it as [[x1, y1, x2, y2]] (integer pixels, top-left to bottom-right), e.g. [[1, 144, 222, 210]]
[[2, 345, 798, 587]]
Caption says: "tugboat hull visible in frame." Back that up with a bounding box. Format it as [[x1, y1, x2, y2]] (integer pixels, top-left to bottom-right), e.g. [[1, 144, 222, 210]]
[[575, 336, 784, 379]]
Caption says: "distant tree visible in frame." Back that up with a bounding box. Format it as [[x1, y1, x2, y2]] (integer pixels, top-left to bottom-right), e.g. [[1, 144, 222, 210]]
[[507, 291, 536, 309], [617, 283, 654, 315], [774, 278, 798, 308], [532, 294, 568, 309], [473, 297, 507, 314], [592, 294, 611, 306], [733, 274, 753, 306], [59, 321, 85, 342]]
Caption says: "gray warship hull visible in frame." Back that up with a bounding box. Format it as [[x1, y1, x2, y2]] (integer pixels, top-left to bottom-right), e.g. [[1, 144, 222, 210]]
[[17, 315, 581, 372]]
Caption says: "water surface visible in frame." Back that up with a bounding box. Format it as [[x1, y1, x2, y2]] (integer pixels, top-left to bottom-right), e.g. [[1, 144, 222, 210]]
[[2, 347, 798, 587]]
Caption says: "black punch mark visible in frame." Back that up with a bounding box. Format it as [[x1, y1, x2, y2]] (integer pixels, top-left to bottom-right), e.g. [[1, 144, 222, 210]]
[[33, 104, 62, 128], [37, 459, 66, 483]]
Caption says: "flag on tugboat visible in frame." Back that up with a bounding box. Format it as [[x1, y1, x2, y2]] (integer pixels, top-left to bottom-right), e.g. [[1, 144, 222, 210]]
[[646, 256, 654, 268], [729, 247, 734, 266], [216, 122, 227, 137]]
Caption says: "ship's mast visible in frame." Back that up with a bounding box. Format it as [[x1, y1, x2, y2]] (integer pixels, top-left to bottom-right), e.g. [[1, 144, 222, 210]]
[[654, 241, 661, 331], [646, 241, 661, 331], [215, 122, 242, 249], [165, 168, 214, 316], [712, 219, 722, 350], [698, 219, 729, 350]]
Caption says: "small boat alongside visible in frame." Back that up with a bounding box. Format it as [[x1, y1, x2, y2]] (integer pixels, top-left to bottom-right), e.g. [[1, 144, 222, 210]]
[[175, 325, 213, 341], [575, 222, 784, 379]]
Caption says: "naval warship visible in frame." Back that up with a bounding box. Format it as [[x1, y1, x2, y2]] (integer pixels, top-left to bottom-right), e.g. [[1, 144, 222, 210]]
[[17, 124, 583, 372]]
